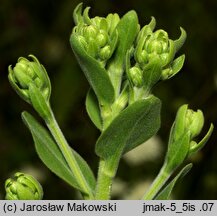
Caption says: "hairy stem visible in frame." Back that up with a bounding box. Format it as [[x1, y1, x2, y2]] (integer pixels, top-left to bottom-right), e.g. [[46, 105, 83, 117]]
[[95, 159, 115, 200]]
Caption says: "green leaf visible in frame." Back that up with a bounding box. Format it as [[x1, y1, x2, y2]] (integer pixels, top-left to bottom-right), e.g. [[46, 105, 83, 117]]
[[143, 57, 162, 90], [28, 83, 51, 120], [155, 163, 192, 200], [70, 34, 115, 105], [174, 27, 187, 52], [123, 96, 161, 154], [161, 55, 185, 80], [165, 131, 190, 172], [73, 3, 84, 25], [21, 111, 96, 192], [169, 104, 188, 142], [188, 123, 214, 156], [111, 10, 139, 68], [95, 96, 161, 171], [85, 89, 102, 130], [170, 54, 185, 78]]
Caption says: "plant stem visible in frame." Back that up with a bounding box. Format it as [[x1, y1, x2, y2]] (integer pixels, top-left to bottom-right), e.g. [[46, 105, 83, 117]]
[[95, 159, 114, 200], [142, 165, 170, 200], [46, 110, 94, 200]]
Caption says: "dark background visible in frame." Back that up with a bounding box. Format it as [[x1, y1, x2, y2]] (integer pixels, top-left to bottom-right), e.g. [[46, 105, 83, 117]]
[[0, 0, 217, 199]]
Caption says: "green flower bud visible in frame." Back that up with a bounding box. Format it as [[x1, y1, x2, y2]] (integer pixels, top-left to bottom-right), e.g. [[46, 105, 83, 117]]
[[127, 17, 186, 96], [84, 25, 98, 40], [99, 45, 111, 60], [8, 55, 52, 119], [106, 13, 120, 35], [164, 104, 213, 172], [72, 3, 119, 65], [8, 55, 51, 104], [145, 30, 169, 55], [5, 172, 43, 200], [97, 31, 108, 48], [77, 35, 88, 50], [135, 26, 174, 68], [128, 66, 143, 87], [92, 17, 108, 32], [161, 68, 173, 79], [135, 17, 186, 68], [171, 105, 205, 141], [185, 109, 204, 139]]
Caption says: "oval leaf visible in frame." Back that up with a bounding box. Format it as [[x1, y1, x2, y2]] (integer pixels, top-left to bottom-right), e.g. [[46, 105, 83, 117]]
[[111, 10, 139, 69], [21, 111, 96, 192], [85, 89, 102, 130], [143, 57, 162, 91], [28, 84, 51, 120], [95, 96, 161, 161], [168, 54, 185, 79], [70, 35, 115, 105], [107, 10, 139, 93], [165, 131, 190, 172]]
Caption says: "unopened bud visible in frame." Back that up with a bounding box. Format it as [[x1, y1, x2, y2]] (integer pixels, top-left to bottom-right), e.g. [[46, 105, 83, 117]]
[[185, 109, 204, 139], [8, 55, 51, 104], [5, 172, 43, 200], [97, 31, 108, 47], [99, 45, 111, 60], [71, 3, 119, 65], [84, 25, 98, 40], [106, 13, 120, 35], [128, 66, 143, 87], [164, 104, 212, 172]]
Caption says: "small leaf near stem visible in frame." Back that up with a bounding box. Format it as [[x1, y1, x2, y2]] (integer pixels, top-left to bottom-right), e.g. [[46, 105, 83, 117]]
[[85, 89, 102, 130]]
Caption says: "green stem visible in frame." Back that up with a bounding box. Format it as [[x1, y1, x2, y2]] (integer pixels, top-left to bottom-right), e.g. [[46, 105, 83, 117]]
[[130, 86, 150, 104], [142, 165, 171, 200], [95, 159, 114, 200], [46, 110, 94, 200]]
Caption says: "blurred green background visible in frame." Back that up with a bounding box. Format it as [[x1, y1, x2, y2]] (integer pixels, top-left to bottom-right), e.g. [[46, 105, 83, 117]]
[[0, 0, 217, 199]]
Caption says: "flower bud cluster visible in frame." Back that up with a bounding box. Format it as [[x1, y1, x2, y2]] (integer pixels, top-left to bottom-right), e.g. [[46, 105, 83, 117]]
[[8, 55, 51, 104], [73, 4, 119, 65], [127, 17, 186, 90], [135, 25, 174, 68], [5, 172, 43, 200]]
